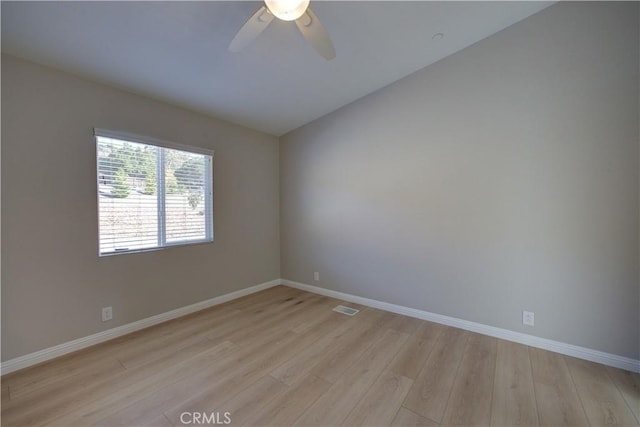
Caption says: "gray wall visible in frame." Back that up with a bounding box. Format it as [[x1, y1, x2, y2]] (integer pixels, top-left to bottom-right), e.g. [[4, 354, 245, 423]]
[[1, 55, 280, 361], [281, 2, 640, 359]]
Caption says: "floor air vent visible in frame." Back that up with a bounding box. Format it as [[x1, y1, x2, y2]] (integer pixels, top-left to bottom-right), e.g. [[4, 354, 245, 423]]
[[333, 305, 359, 316]]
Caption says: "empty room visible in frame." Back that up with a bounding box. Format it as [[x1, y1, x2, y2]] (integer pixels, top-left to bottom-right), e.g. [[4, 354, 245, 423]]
[[1, 1, 639, 426]]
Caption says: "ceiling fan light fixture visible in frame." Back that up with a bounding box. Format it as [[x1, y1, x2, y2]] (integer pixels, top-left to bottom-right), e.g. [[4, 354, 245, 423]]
[[264, 0, 310, 21]]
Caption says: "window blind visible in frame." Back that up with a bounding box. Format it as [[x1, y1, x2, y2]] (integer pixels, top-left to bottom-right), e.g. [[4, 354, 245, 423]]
[[96, 131, 213, 255]]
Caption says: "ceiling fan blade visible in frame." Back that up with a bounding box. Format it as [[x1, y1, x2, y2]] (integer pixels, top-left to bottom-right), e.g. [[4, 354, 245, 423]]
[[229, 6, 275, 52], [295, 8, 335, 60]]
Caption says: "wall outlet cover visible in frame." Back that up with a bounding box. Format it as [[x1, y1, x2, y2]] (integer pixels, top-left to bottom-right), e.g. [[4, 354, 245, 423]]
[[102, 306, 113, 322], [523, 310, 534, 327]]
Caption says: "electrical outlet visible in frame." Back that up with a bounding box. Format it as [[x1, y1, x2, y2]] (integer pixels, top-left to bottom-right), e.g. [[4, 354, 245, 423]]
[[102, 306, 113, 322], [314, 272, 320, 281], [522, 310, 534, 327]]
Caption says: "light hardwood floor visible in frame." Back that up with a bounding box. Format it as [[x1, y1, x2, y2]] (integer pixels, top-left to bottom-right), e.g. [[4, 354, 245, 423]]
[[1, 286, 638, 426]]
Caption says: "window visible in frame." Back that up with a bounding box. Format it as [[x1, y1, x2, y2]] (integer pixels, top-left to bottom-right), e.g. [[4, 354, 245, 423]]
[[95, 129, 213, 256]]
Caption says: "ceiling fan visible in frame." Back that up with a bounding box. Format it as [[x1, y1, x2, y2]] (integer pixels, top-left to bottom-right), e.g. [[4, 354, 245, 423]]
[[229, 0, 335, 60]]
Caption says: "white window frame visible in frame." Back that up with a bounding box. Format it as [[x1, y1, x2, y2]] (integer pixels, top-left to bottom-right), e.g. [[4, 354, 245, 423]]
[[94, 128, 214, 256]]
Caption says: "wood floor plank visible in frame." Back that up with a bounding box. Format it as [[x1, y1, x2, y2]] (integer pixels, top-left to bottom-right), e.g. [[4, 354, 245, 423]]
[[223, 285, 300, 311], [566, 356, 638, 426], [295, 329, 409, 426], [211, 286, 300, 314], [271, 316, 369, 385], [403, 326, 469, 422], [85, 322, 306, 427], [2, 340, 126, 397], [57, 329, 282, 427], [4, 339, 236, 427], [134, 413, 174, 427], [207, 292, 326, 344], [161, 350, 291, 426], [94, 352, 284, 427], [529, 347, 589, 426], [606, 367, 640, 422], [94, 378, 211, 427], [48, 340, 238, 427], [308, 318, 387, 384], [2, 383, 10, 405], [179, 375, 286, 427], [115, 308, 244, 369], [2, 286, 633, 427], [412, 320, 446, 342], [8, 357, 126, 402], [356, 307, 398, 325], [385, 314, 423, 335], [391, 407, 439, 427], [223, 294, 334, 347], [162, 313, 348, 425], [342, 370, 413, 426], [441, 333, 497, 426], [490, 340, 538, 426], [389, 321, 443, 380], [244, 375, 331, 426]]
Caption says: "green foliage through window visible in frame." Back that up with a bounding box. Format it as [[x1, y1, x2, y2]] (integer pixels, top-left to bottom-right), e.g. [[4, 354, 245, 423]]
[[112, 168, 130, 198]]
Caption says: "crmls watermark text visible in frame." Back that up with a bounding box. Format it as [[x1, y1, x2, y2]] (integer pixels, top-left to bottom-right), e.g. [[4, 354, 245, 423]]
[[180, 412, 231, 425]]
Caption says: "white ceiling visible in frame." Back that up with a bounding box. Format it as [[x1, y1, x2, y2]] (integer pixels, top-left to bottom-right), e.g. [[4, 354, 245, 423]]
[[1, 1, 552, 136]]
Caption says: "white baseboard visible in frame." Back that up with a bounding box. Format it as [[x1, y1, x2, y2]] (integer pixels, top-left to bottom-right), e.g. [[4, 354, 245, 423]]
[[282, 279, 640, 373], [1, 279, 281, 376], [4, 278, 638, 375]]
